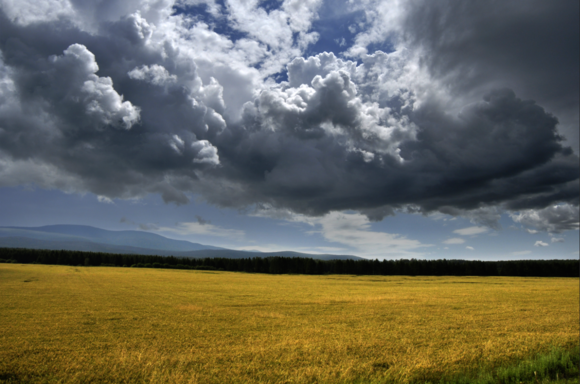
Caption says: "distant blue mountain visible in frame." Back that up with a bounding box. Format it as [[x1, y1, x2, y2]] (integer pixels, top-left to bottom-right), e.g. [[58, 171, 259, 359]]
[[0, 225, 363, 260], [0, 236, 194, 255], [0, 225, 224, 252]]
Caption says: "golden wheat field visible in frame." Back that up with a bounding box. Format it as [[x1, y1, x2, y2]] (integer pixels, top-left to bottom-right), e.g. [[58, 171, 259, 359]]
[[0, 263, 578, 383]]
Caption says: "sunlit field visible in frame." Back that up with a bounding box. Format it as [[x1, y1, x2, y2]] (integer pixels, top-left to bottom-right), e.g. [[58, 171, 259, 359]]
[[0, 264, 578, 383]]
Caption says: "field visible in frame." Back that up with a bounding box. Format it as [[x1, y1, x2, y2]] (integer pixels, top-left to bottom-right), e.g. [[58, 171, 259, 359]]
[[0, 264, 578, 383]]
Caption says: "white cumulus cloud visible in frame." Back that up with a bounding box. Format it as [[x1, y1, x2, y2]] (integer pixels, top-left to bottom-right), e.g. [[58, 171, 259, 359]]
[[191, 140, 220, 165], [52, 44, 141, 129], [442, 237, 465, 244], [453, 226, 488, 236], [254, 207, 431, 259], [128, 64, 177, 86], [158, 221, 245, 240]]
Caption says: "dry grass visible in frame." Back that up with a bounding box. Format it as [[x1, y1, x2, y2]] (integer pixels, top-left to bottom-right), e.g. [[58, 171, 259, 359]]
[[0, 264, 578, 383]]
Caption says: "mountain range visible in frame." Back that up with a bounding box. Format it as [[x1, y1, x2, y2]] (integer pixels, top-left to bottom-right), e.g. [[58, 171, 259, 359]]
[[0, 225, 362, 261]]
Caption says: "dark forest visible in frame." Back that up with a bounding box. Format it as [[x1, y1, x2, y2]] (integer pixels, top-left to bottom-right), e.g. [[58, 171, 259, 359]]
[[1, 248, 578, 277]]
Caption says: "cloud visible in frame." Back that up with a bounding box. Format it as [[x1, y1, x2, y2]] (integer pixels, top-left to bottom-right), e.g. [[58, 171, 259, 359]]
[[511, 250, 531, 256], [398, 0, 579, 153], [343, 0, 405, 58], [436, 206, 502, 229], [534, 241, 549, 247], [128, 64, 177, 86], [551, 237, 564, 243], [312, 212, 430, 258], [158, 221, 245, 240], [97, 195, 114, 204], [195, 215, 210, 225], [255, 207, 430, 258], [442, 238, 464, 245], [510, 204, 579, 233], [191, 140, 220, 165], [0, 1, 577, 228], [0, 0, 74, 25], [466, 246, 474, 251], [453, 226, 488, 236], [50, 44, 141, 129]]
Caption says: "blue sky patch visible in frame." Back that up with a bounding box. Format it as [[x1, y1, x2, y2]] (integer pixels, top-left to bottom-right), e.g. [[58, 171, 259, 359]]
[[257, 0, 283, 13], [172, 1, 248, 43], [305, 9, 366, 57]]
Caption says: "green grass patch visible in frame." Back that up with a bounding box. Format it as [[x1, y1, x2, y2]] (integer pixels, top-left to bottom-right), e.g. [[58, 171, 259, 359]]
[[436, 344, 579, 384]]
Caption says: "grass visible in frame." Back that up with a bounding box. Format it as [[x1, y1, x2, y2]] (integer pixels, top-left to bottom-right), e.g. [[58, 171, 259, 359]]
[[429, 344, 579, 383], [0, 264, 578, 383]]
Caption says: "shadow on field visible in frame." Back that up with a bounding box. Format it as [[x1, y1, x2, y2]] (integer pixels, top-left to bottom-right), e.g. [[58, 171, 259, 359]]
[[0, 373, 26, 383]]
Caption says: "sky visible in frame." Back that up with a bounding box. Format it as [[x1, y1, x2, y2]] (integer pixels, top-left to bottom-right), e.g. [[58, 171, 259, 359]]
[[0, 0, 578, 260]]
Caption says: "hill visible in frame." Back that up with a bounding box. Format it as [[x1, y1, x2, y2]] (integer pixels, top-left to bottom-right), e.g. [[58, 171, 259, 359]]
[[0, 225, 362, 260]]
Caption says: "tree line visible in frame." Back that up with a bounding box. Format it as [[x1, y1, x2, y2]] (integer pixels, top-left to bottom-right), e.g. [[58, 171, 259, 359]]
[[0, 247, 578, 277]]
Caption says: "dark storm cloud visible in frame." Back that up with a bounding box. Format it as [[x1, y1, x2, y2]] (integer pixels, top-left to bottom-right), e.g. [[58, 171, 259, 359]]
[[400, 0, 580, 150], [198, 86, 577, 218], [511, 204, 579, 233], [0, 8, 222, 204], [0, 1, 577, 228]]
